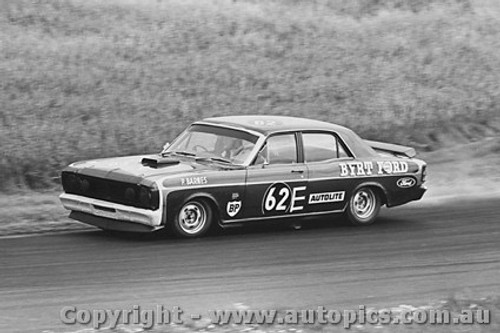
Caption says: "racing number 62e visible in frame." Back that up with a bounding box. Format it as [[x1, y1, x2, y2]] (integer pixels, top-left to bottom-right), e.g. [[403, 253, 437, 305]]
[[262, 183, 306, 214]]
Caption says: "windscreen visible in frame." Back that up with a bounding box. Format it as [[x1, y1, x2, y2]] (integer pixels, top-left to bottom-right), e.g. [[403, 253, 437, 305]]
[[165, 124, 259, 165]]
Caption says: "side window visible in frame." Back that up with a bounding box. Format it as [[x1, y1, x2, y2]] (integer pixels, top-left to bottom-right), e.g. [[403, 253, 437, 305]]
[[265, 134, 297, 164], [303, 133, 349, 162], [337, 140, 349, 158]]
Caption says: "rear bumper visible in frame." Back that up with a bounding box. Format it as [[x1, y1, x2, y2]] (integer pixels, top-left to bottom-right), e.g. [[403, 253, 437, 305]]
[[387, 185, 427, 207], [60, 193, 163, 230]]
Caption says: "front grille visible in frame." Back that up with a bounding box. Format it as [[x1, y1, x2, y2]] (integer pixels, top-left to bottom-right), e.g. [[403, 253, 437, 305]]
[[61, 171, 159, 210]]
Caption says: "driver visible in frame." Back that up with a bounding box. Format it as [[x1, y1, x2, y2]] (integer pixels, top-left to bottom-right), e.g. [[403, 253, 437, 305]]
[[221, 138, 252, 163], [221, 138, 242, 159]]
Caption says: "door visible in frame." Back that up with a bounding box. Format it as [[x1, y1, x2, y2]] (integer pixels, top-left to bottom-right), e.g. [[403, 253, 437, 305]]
[[242, 133, 308, 221], [301, 132, 353, 214]]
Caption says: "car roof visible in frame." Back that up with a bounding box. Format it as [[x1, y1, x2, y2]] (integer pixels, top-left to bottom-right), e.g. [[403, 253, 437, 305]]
[[198, 115, 377, 158], [200, 115, 351, 136]]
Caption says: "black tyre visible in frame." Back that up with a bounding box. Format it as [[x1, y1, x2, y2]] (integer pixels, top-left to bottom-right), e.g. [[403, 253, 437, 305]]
[[346, 187, 381, 226], [173, 199, 212, 238]]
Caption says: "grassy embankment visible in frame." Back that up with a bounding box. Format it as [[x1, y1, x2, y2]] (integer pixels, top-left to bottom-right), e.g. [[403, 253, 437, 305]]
[[1, 0, 500, 192]]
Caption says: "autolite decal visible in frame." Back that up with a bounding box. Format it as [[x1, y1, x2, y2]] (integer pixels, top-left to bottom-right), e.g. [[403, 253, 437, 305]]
[[339, 161, 409, 177], [308, 191, 345, 204]]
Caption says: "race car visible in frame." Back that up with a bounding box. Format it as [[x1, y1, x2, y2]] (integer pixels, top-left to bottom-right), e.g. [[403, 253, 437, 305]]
[[60, 115, 427, 237]]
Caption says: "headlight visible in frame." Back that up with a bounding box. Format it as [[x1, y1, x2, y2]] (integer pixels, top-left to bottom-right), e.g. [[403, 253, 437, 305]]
[[139, 187, 151, 207], [80, 178, 90, 193], [124, 187, 136, 202], [63, 173, 78, 192]]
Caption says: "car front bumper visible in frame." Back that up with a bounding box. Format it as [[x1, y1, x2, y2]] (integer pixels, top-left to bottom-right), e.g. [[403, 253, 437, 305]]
[[59, 193, 164, 231]]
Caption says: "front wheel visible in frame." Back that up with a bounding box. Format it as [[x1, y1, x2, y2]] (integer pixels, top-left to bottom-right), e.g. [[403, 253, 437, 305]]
[[346, 187, 381, 226], [173, 200, 213, 238]]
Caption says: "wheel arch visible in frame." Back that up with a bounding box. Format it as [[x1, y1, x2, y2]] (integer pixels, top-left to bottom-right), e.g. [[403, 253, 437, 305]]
[[351, 182, 388, 206], [183, 192, 221, 221], [165, 190, 222, 228]]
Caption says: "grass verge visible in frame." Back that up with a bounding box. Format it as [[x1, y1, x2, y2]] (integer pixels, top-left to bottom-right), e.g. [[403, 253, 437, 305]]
[[1, 0, 500, 190], [0, 192, 88, 236]]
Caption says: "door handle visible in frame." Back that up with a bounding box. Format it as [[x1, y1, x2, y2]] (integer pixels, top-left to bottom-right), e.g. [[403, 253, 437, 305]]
[[291, 169, 304, 174]]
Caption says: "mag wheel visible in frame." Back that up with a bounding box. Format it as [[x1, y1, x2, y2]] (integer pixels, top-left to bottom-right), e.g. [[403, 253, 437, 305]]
[[174, 200, 212, 237], [347, 187, 380, 226]]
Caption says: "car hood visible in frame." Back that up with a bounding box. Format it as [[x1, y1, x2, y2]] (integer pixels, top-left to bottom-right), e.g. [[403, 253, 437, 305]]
[[63, 154, 231, 184]]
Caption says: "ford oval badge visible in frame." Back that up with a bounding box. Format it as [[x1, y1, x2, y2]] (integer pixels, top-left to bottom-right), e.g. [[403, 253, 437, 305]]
[[397, 177, 416, 188]]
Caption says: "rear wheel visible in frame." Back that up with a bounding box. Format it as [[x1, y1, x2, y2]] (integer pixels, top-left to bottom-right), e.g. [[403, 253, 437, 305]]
[[173, 199, 212, 238], [346, 187, 381, 225]]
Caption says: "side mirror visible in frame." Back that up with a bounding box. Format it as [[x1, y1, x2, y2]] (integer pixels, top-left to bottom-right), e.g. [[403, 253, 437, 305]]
[[162, 142, 170, 152], [254, 153, 269, 167], [253, 144, 268, 167]]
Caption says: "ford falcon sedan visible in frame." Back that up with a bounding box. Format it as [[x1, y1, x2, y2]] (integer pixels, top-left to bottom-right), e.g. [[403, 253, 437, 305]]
[[60, 115, 427, 237]]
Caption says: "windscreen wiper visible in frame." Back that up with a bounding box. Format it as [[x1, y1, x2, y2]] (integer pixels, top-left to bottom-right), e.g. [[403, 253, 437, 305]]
[[162, 151, 196, 157], [196, 156, 232, 164]]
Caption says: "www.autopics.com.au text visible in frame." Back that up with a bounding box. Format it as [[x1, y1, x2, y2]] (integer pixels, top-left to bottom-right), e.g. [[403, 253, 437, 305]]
[[60, 305, 490, 329]]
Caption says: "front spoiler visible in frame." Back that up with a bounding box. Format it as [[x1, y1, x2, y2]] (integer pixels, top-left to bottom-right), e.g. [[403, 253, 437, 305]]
[[69, 211, 164, 232]]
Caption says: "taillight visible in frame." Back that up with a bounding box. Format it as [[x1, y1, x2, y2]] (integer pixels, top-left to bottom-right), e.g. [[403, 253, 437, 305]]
[[421, 165, 427, 182]]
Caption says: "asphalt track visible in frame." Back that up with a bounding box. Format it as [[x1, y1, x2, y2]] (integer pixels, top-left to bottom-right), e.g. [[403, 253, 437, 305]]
[[0, 198, 499, 333]]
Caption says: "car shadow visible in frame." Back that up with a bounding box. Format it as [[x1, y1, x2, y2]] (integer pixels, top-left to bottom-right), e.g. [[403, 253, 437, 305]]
[[61, 209, 416, 244]]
